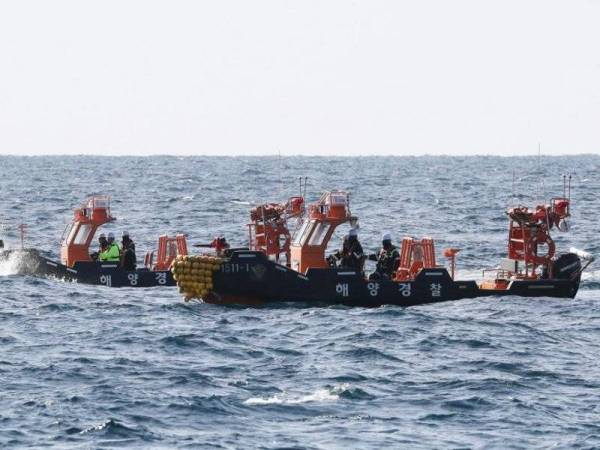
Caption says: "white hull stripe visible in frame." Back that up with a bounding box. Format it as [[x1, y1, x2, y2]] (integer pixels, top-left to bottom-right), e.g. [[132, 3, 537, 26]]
[[46, 261, 57, 267], [337, 271, 357, 276], [238, 254, 256, 258], [424, 272, 443, 276], [298, 274, 309, 280], [67, 268, 77, 274], [528, 285, 555, 289]]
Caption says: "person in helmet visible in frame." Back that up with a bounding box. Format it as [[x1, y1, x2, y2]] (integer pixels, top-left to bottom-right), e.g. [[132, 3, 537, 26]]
[[343, 228, 365, 271], [99, 232, 121, 262], [121, 231, 137, 270], [368, 233, 400, 280], [339, 228, 365, 271], [91, 233, 108, 260]]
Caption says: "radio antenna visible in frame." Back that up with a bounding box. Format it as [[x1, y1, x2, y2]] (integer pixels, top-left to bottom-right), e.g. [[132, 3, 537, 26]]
[[278, 149, 283, 196], [511, 169, 516, 206], [536, 143, 546, 204]]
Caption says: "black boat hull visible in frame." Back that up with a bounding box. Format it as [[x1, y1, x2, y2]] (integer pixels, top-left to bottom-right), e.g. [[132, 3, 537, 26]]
[[204, 251, 580, 307], [0, 249, 174, 287]]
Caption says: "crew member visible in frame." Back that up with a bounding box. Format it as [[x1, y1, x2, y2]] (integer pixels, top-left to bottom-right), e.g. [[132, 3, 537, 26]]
[[100, 232, 121, 262], [368, 233, 400, 280], [327, 235, 346, 267], [211, 235, 230, 257], [339, 228, 365, 271], [121, 231, 137, 270], [91, 233, 108, 260], [343, 229, 365, 270]]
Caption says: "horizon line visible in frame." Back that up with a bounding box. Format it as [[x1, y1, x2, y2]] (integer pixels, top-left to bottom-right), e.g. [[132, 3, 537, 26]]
[[0, 152, 598, 158]]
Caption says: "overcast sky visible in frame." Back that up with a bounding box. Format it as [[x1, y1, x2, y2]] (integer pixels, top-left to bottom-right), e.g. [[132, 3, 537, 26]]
[[1, 0, 599, 156]]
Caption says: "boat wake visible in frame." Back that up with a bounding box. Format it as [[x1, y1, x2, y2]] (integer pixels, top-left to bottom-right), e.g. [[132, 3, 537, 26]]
[[0, 250, 41, 277], [582, 269, 600, 283], [0, 250, 26, 276]]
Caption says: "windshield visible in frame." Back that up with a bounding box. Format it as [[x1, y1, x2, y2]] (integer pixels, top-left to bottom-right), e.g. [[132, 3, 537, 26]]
[[308, 222, 330, 246], [66, 223, 78, 245], [330, 193, 347, 205], [61, 222, 74, 244], [292, 220, 310, 246], [73, 224, 92, 245]]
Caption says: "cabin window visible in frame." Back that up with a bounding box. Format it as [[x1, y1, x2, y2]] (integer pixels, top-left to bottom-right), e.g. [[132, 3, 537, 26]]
[[330, 194, 347, 205], [300, 220, 317, 245], [66, 223, 78, 245], [292, 220, 311, 246], [62, 223, 74, 244], [308, 222, 330, 246], [73, 224, 92, 245]]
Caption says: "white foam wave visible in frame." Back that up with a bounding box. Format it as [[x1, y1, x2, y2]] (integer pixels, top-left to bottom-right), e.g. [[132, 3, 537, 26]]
[[0, 251, 26, 276], [582, 269, 600, 283], [243, 384, 348, 406]]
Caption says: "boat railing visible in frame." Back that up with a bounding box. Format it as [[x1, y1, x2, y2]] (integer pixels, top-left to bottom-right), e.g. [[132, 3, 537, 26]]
[[85, 195, 111, 212], [481, 268, 512, 280]]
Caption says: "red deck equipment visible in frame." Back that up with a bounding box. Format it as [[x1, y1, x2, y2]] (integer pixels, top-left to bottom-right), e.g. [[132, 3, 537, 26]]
[[506, 197, 570, 279], [247, 196, 304, 264], [395, 237, 439, 281], [481, 175, 573, 288], [148, 234, 189, 271]]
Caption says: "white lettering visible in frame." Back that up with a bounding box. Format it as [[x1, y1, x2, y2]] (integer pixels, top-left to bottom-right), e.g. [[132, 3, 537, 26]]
[[335, 283, 349, 297], [128, 273, 139, 286], [155, 272, 167, 285], [430, 283, 442, 297], [100, 275, 112, 287], [367, 282, 379, 297], [398, 283, 411, 297]]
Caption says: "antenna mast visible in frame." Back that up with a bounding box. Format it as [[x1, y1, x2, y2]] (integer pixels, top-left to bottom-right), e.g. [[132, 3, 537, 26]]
[[278, 149, 283, 196], [536, 142, 546, 204]]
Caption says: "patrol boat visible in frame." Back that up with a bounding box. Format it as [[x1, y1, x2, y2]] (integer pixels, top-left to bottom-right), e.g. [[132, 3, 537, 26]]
[[173, 184, 594, 307], [5, 196, 190, 287]]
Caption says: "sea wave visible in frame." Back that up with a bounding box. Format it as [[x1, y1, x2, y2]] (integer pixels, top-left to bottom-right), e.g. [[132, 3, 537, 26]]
[[1, 155, 599, 448], [244, 384, 351, 406]]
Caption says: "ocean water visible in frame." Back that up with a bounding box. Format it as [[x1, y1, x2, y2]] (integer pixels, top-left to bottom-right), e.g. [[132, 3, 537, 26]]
[[1, 155, 599, 449]]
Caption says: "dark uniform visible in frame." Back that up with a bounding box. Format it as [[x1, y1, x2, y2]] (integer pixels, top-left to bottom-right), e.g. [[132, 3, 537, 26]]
[[369, 241, 400, 280], [327, 232, 365, 272], [327, 230, 365, 272], [121, 232, 137, 271], [341, 231, 365, 271], [369, 244, 400, 279]]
